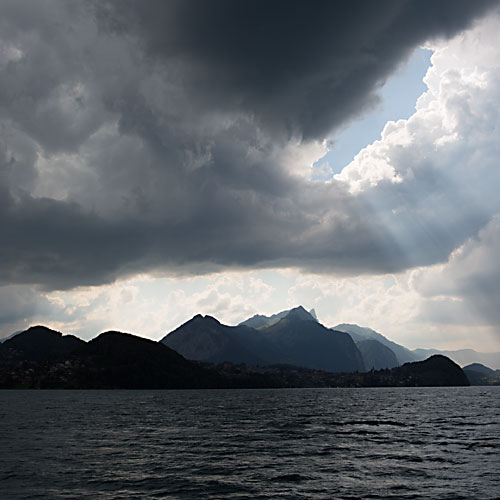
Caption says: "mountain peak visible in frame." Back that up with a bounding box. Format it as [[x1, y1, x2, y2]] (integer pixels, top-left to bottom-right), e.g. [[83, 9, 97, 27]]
[[285, 306, 316, 322], [24, 325, 63, 337], [463, 363, 495, 374], [0, 325, 84, 363], [239, 306, 317, 329], [189, 314, 220, 325]]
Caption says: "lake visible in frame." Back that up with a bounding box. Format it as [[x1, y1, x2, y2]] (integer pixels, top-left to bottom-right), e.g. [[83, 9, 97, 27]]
[[1, 387, 499, 499]]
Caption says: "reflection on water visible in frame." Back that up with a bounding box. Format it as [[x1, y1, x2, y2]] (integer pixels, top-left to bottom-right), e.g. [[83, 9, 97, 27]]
[[1, 387, 499, 499]]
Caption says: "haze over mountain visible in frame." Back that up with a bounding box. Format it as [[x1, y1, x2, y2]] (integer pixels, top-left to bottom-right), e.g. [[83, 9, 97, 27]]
[[334, 323, 500, 369], [0, 331, 23, 343], [356, 339, 399, 370], [333, 324, 418, 364]]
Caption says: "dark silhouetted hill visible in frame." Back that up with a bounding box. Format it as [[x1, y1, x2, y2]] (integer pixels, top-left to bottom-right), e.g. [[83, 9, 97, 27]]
[[0, 326, 84, 365], [463, 363, 495, 375], [69, 331, 224, 389], [413, 348, 500, 370], [212, 354, 469, 388], [0, 329, 227, 389], [394, 355, 469, 386], [463, 363, 500, 386], [0, 321, 474, 389], [162, 314, 285, 365]]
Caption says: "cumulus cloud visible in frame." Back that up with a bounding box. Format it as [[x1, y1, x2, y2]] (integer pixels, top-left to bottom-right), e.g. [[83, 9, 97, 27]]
[[336, 12, 500, 270], [0, 0, 498, 294]]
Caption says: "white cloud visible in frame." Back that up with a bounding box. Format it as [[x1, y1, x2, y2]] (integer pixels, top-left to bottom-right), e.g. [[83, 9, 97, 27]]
[[14, 271, 278, 341], [335, 13, 500, 204], [287, 272, 420, 340]]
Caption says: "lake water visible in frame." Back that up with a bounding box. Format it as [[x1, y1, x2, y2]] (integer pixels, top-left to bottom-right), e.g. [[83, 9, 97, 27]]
[[1, 387, 499, 499]]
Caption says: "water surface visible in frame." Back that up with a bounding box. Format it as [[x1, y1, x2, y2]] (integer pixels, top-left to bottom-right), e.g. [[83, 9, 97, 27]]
[[1, 387, 499, 499]]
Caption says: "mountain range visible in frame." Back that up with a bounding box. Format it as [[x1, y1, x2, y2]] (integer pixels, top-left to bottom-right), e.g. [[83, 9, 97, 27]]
[[0, 326, 225, 389], [333, 323, 500, 369], [0, 324, 469, 389], [162, 306, 500, 371], [333, 324, 418, 365], [1, 305, 499, 384], [163, 307, 364, 373]]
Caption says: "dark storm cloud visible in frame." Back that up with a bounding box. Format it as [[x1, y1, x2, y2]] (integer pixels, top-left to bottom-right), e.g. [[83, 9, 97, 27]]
[[0, 0, 497, 289], [96, 0, 496, 140], [0, 176, 409, 289]]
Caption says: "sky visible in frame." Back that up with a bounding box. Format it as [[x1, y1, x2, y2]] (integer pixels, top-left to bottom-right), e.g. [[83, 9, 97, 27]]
[[1, 0, 500, 351]]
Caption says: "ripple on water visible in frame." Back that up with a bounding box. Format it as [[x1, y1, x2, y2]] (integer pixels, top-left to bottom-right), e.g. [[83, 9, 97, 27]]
[[0, 387, 499, 499]]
